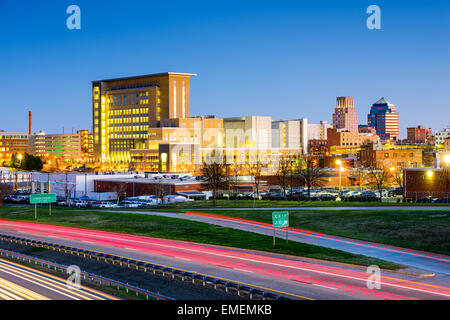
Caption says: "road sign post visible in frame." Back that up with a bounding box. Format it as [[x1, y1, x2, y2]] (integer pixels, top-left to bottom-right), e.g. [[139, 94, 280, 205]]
[[272, 211, 289, 247], [30, 193, 56, 218]]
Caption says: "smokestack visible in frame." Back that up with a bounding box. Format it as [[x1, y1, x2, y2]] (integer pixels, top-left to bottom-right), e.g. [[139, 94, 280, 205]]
[[28, 111, 32, 135]]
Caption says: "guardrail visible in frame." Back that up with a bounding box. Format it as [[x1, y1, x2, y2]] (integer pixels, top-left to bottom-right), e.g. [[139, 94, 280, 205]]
[[0, 233, 290, 300], [0, 245, 173, 300]]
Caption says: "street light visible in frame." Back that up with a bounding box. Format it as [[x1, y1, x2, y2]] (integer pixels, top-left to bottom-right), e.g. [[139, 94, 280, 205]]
[[336, 159, 343, 192], [444, 154, 450, 166]]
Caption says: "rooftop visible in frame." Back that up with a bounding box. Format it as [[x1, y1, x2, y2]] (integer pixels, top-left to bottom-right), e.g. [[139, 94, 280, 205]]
[[372, 97, 395, 106], [93, 72, 197, 83]]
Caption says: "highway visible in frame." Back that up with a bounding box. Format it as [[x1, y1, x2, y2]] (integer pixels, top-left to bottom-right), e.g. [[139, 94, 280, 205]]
[[205, 206, 450, 211], [0, 219, 449, 300], [0, 257, 118, 300], [112, 210, 450, 275]]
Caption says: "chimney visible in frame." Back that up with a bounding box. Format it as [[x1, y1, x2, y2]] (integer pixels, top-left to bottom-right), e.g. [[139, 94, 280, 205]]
[[28, 111, 32, 135]]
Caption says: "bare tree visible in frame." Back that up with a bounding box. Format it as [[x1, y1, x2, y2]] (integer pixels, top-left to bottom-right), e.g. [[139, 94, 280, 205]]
[[363, 159, 391, 201], [113, 183, 128, 204], [201, 161, 230, 207], [296, 156, 327, 199], [275, 156, 291, 199], [252, 160, 266, 200], [154, 177, 169, 202], [0, 183, 12, 207], [439, 166, 450, 202], [393, 169, 403, 189]]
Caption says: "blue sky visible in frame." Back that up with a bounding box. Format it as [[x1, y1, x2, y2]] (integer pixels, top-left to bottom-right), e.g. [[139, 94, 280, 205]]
[[0, 0, 449, 137]]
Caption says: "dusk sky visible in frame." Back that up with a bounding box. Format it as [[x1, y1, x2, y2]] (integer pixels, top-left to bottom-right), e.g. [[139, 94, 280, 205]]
[[0, 0, 449, 137]]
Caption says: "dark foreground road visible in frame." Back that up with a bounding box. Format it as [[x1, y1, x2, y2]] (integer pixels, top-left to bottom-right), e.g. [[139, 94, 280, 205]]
[[0, 258, 118, 300]]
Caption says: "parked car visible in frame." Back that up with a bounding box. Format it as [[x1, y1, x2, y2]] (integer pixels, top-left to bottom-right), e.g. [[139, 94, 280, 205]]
[[121, 200, 141, 208], [91, 201, 115, 208], [73, 200, 89, 208], [163, 195, 193, 203], [388, 187, 403, 197], [418, 196, 438, 203]]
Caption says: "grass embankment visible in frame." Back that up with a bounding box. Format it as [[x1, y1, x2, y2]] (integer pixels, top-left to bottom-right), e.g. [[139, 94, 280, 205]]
[[189, 209, 450, 256], [149, 199, 449, 209], [0, 207, 401, 270]]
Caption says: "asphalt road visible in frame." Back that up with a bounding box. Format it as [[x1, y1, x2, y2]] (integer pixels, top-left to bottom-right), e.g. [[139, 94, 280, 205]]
[[205, 206, 450, 211], [115, 210, 450, 276], [0, 219, 449, 300], [0, 257, 118, 300]]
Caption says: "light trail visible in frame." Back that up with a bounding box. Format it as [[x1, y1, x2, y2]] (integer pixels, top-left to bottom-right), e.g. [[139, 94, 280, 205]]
[[0, 258, 118, 300], [0, 219, 449, 299], [179, 211, 450, 263]]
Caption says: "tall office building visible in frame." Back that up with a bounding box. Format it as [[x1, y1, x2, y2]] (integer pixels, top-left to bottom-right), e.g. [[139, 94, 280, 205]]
[[332, 97, 358, 132], [92, 72, 196, 163], [367, 97, 399, 142], [272, 120, 301, 149], [223, 116, 272, 149]]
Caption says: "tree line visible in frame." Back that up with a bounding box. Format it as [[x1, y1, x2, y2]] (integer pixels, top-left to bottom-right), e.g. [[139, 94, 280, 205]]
[[2, 153, 43, 171]]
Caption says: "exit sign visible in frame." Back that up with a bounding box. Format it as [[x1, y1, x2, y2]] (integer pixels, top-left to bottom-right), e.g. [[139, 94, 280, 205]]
[[272, 212, 289, 228]]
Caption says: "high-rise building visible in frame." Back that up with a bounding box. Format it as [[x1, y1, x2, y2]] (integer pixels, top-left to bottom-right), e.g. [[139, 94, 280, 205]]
[[223, 116, 272, 149], [308, 121, 333, 140], [406, 125, 433, 144], [92, 72, 196, 163], [272, 120, 301, 149], [332, 97, 358, 132], [367, 97, 399, 142]]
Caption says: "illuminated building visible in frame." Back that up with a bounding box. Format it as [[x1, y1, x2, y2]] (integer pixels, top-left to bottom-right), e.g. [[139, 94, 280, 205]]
[[367, 97, 399, 142], [92, 72, 196, 164], [327, 128, 379, 153], [332, 97, 358, 133], [435, 126, 450, 148], [130, 116, 302, 174], [407, 125, 433, 144], [444, 137, 450, 151], [358, 144, 423, 169], [223, 116, 272, 149], [0, 131, 29, 162], [308, 121, 332, 140], [130, 116, 223, 172], [308, 139, 328, 155], [30, 130, 94, 164], [272, 120, 301, 149], [131, 145, 301, 175], [403, 168, 449, 200]]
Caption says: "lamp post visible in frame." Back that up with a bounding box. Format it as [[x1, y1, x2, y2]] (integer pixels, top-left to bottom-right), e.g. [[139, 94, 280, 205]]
[[290, 160, 294, 199], [336, 159, 343, 192]]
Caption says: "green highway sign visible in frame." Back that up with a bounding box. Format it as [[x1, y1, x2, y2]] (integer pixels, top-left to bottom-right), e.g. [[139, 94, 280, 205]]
[[272, 211, 289, 228], [30, 193, 57, 204]]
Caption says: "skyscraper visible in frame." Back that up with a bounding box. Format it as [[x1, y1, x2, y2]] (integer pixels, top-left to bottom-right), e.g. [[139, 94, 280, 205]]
[[367, 97, 399, 142], [92, 72, 196, 163], [332, 97, 358, 132]]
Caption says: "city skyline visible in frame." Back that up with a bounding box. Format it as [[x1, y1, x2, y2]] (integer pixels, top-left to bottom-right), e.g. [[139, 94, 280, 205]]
[[0, 0, 449, 136]]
